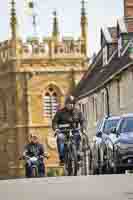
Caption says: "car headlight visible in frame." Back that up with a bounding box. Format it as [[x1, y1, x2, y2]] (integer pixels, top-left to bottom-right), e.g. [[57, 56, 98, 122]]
[[116, 142, 121, 148], [115, 142, 128, 151], [114, 142, 121, 151]]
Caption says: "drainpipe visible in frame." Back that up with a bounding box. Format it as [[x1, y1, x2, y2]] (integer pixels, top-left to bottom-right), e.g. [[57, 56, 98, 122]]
[[105, 86, 110, 117]]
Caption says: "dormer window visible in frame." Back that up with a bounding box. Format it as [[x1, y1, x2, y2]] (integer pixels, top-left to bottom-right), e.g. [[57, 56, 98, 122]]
[[118, 36, 122, 57], [128, 41, 133, 59], [123, 34, 128, 46], [103, 45, 108, 66]]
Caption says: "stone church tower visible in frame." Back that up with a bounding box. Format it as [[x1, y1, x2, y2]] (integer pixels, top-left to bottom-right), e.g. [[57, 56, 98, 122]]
[[0, 0, 88, 177]]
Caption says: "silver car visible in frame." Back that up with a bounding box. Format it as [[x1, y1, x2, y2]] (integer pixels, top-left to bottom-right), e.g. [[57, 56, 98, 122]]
[[90, 116, 120, 175]]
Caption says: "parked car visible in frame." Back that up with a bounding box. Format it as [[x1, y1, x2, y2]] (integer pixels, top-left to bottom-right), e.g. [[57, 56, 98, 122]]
[[106, 114, 133, 174], [89, 116, 120, 175]]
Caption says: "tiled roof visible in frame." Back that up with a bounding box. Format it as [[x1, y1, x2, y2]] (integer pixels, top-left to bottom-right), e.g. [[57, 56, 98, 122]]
[[73, 49, 103, 96], [74, 16, 133, 100], [74, 51, 132, 99]]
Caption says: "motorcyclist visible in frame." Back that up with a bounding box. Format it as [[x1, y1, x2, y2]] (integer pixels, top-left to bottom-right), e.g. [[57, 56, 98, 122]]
[[23, 134, 46, 177], [52, 95, 85, 165]]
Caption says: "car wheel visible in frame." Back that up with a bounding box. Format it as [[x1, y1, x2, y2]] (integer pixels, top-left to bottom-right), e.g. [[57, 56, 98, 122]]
[[98, 146, 105, 174], [113, 166, 125, 174], [91, 148, 99, 175], [91, 158, 98, 175], [88, 149, 93, 175], [106, 146, 114, 174]]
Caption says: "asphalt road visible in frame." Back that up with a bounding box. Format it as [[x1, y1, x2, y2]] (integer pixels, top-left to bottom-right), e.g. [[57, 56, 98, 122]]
[[0, 175, 133, 200]]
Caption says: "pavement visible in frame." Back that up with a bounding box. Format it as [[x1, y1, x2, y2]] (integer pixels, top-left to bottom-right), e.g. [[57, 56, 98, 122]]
[[0, 175, 133, 200]]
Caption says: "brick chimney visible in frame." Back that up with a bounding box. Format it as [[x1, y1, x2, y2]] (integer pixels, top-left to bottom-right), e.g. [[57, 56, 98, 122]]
[[124, 0, 133, 18]]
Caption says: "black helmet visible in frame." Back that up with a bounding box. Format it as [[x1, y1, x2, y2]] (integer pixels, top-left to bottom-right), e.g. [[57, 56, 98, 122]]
[[65, 95, 76, 105]]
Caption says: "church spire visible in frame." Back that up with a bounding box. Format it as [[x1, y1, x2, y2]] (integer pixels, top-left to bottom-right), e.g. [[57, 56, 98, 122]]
[[80, 0, 88, 56], [52, 10, 59, 41], [10, 0, 18, 40], [81, 0, 86, 17]]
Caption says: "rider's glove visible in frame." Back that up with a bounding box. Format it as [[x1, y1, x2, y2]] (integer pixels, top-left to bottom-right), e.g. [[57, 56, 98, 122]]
[[39, 155, 44, 159], [24, 155, 30, 160], [54, 129, 60, 137], [81, 128, 86, 135]]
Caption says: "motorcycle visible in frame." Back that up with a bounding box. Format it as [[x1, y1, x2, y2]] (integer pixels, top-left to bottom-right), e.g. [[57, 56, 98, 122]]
[[20, 154, 48, 178]]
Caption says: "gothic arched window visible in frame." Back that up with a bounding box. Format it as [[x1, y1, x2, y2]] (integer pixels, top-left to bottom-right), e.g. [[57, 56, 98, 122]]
[[43, 87, 60, 118]]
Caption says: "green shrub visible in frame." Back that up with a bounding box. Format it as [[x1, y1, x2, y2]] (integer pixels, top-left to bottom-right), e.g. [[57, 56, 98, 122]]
[[47, 167, 65, 177]]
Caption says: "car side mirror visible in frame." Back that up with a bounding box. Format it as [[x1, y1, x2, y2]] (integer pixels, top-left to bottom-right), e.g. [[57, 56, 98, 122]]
[[111, 127, 116, 134], [96, 131, 102, 138], [111, 127, 120, 137]]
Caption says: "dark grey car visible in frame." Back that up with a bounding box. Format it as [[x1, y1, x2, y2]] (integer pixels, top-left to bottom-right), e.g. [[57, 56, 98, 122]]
[[90, 116, 120, 174], [107, 114, 133, 173]]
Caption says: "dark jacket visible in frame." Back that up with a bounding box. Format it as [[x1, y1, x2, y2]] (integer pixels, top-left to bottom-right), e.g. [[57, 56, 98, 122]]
[[52, 107, 85, 131], [23, 143, 44, 158]]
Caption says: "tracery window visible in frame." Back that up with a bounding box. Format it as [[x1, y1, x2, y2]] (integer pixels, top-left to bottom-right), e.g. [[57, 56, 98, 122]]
[[43, 87, 59, 118]]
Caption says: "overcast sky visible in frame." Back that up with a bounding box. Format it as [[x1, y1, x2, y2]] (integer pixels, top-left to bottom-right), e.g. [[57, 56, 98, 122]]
[[1, 0, 123, 56]]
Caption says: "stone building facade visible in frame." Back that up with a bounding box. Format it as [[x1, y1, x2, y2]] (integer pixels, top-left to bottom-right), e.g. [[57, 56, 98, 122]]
[[74, 0, 133, 139], [0, 0, 88, 178]]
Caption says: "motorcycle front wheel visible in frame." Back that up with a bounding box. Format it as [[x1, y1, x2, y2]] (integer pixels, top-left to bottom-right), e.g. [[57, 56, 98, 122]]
[[64, 144, 78, 176], [32, 166, 38, 177]]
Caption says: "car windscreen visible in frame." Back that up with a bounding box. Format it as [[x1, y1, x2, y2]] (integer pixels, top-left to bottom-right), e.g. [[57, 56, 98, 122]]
[[96, 119, 103, 132], [103, 119, 119, 134], [119, 117, 133, 133]]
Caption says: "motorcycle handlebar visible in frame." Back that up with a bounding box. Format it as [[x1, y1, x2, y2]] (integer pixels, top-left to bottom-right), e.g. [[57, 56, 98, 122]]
[[19, 154, 49, 160], [54, 127, 82, 135]]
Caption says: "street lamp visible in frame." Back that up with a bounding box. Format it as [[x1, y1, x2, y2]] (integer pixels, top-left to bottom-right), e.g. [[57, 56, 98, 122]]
[[105, 86, 110, 117]]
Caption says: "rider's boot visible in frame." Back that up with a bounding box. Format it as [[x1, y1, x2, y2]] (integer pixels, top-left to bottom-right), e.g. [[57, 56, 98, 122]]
[[25, 164, 32, 178], [59, 156, 64, 166], [77, 150, 83, 162]]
